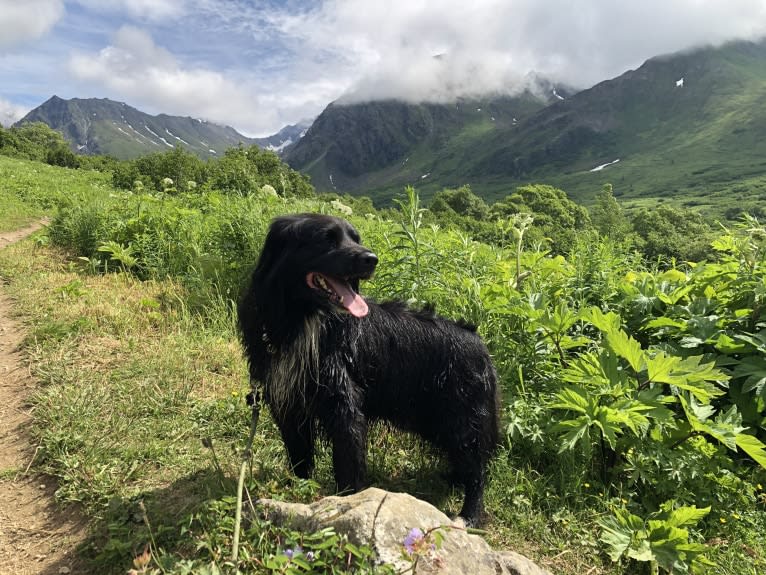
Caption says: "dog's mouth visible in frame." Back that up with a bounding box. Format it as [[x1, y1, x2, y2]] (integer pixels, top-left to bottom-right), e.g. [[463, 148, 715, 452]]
[[305, 272, 369, 318]]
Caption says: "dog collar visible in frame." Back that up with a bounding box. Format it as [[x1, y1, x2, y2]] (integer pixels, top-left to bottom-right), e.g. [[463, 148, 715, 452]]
[[261, 329, 277, 355]]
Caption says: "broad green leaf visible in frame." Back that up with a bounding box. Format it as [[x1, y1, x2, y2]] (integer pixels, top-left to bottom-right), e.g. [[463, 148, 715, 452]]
[[734, 331, 766, 352], [610, 399, 654, 434], [665, 506, 710, 528], [646, 352, 680, 385], [551, 386, 591, 414], [682, 394, 715, 423], [657, 285, 693, 305], [658, 269, 688, 283], [594, 407, 622, 448], [551, 417, 591, 452], [605, 329, 645, 373], [713, 333, 747, 353], [733, 356, 766, 395], [645, 317, 686, 330], [735, 433, 766, 470], [583, 307, 622, 333], [598, 515, 635, 562], [625, 541, 654, 562], [648, 525, 694, 572]]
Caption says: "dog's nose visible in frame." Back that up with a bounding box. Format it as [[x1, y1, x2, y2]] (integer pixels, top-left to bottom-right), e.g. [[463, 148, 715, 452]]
[[361, 251, 378, 268]]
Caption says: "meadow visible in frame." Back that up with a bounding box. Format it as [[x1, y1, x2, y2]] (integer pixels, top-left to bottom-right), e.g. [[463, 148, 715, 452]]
[[1, 153, 765, 574]]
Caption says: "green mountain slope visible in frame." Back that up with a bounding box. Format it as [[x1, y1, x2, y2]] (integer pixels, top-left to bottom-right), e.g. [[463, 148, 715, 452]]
[[471, 40, 766, 209], [284, 91, 565, 202], [286, 40, 766, 213], [15, 96, 306, 160]]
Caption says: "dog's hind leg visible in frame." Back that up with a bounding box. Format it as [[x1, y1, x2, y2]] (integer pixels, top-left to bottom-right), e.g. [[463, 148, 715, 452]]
[[446, 442, 487, 526], [275, 410, 315, 479]]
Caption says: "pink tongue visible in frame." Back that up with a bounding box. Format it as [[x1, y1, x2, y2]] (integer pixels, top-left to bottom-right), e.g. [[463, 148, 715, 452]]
[[324, 276, 369, 317]]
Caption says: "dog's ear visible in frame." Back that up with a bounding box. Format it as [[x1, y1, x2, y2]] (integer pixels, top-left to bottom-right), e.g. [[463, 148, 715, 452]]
[[254, 217, 293, 276]]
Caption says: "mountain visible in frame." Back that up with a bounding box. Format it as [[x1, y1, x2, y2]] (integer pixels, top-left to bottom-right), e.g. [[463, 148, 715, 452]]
[[469, 39, 766, 209], [15, 96, 302, 160], [285, 40, 766, 213], [255, 121, 313, 154], [284, 87, 571, 202]]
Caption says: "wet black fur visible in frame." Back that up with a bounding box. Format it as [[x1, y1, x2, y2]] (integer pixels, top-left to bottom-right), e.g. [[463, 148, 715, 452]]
[[238, 213, 500, 524]]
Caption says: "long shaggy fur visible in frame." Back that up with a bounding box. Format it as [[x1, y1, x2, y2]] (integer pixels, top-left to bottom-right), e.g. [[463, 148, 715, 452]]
[[238, 213, 500, 524]]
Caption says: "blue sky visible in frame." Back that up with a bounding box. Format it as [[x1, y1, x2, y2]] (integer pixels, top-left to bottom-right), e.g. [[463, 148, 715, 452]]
[[2, 0, 766, 136]]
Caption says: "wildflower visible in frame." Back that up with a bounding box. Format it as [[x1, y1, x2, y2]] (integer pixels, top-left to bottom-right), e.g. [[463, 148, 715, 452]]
[[403, 528, 424, 554], [283, 546, 302, 559], [719, 517, 727, 524], [757, 483, 763, 491], [305, 551, 315, 562], [583, 483, 590, 488], [732, 513, 741, 520]]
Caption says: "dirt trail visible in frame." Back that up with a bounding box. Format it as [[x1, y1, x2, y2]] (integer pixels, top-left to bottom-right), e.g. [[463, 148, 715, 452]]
[[0, 221, 87, 575]]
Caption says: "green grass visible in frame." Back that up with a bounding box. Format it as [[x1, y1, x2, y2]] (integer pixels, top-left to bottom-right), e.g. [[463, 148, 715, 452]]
[[0, 155, 113, 230], [0, 240, 555, 574], [2, 158, 766, 574]]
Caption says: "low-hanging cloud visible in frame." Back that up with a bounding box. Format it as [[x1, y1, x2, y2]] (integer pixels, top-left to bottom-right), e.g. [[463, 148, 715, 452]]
[[280, 0, 766, 103], [0, 98, 30, 126], [53, 0, 766, 134]]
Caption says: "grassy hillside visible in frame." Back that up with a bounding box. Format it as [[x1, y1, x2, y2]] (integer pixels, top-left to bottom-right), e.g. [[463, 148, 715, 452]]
[[286, 40, 766, 215], [1, 159, 766, 574], [0, 155, 112, 231], [472, 40, 766, 211]]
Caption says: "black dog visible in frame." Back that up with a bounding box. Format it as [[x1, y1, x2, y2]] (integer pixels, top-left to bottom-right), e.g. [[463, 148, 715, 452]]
[[238, 213, 500, 524]]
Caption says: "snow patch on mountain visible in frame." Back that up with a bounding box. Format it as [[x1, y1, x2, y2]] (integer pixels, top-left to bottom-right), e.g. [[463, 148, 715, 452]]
[[590, 159, 621, 172], [266, 139, 293, 153], [166, 128, 190, 146]]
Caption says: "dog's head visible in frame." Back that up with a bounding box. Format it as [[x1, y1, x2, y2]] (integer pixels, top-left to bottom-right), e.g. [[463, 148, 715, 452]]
[[255, 213, 378, 318]]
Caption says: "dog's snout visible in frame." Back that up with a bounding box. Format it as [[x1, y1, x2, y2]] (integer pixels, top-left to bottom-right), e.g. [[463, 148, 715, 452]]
[[361, 251, 378, 268]]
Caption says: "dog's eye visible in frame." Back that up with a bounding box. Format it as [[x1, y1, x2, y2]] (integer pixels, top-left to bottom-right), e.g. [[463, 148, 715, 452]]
[[325, 229, 340, 245]]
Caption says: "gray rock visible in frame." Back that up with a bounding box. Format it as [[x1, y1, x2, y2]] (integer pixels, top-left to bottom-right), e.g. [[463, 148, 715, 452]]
[[257, 487, 551, 575]]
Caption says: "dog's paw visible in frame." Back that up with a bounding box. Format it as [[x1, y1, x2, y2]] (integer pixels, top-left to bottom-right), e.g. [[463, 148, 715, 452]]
[[450, 516, 469, 529]]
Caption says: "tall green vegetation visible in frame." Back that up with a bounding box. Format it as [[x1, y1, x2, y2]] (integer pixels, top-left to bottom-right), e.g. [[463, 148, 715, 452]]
[[0, 121, 81, 167], [2, 145, 766, 573], [110, 144, 314, 197], [0, 122, 314, 199]]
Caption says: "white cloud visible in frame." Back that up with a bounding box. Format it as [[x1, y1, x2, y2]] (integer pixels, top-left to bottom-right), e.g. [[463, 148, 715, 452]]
[[274, 0, 766, 102], [73, 0, 186, 21], [52, 0, 766, 134], [0, 98, 30, 126], [66, 25, 325, 136], [0, 0, 64, 51]]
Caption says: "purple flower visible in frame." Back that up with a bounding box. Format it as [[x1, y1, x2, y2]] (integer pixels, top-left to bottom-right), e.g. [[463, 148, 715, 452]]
[[403, 528, 424, 554], [306, 551, 315, 562], [283, 546, 303, 559]]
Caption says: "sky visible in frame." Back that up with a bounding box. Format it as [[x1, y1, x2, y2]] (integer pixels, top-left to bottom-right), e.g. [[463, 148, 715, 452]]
[[1, 0, 766, 137]]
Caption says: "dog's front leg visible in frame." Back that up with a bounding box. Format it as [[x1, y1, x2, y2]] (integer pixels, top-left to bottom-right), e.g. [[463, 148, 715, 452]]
[[324, 390, 368, 494], [275, 409, 315, 479], [330, 421, 367, 494]]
